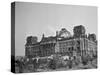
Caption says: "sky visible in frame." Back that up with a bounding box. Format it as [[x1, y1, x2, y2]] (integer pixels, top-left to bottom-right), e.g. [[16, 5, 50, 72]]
[[15, 2, 97, 56]]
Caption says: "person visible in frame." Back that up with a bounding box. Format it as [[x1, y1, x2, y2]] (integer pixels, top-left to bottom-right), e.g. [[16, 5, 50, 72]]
[[68, 57, 72, 69], [33, 59, 38, 72], [48, 59, 56, 70]]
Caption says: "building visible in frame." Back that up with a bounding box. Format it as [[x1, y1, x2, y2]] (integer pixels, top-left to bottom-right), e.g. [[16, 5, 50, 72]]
[[25, 25, 97, 58]]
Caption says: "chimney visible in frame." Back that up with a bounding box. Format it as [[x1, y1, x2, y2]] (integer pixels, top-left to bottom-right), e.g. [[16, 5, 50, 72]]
[[42, 33, 45, 38], [56, 31, 59, 37]]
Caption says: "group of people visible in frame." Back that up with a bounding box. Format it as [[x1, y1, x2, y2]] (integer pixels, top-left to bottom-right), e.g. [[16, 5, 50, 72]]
[[15, 53, 97, 73]]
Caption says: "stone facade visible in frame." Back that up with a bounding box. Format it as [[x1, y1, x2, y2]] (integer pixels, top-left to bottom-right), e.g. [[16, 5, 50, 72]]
[[25, 25, 97, 58]]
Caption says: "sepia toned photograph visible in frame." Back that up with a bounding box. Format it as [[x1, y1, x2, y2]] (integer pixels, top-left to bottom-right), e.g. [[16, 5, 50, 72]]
[[11, 2, 98, 73]]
